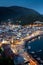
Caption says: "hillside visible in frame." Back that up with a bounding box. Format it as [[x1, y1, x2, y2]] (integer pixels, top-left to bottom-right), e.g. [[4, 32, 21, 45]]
[[0, 6, 43, 25]]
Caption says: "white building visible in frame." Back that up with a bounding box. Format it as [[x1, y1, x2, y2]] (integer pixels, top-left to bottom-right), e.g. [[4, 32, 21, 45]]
[[34, 21, 43, 24]]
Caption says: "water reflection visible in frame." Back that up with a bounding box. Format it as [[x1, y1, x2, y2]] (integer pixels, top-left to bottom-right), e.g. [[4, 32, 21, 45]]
[[25, 36, 43, 64]]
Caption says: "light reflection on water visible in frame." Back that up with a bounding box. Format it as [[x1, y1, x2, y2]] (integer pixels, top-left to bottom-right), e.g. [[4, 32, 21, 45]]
[[25, 36, 43, 64]]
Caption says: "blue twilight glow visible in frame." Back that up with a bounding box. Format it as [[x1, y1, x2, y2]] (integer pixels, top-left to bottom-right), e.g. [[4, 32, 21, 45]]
[[0, 0, 43, 14]]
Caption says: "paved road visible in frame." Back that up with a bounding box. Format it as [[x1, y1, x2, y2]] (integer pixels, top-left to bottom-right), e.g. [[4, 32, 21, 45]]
[[11, 30, 43, 65]]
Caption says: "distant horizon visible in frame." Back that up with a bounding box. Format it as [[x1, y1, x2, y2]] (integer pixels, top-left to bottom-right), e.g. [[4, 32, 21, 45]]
[[0, 0, 43, 14]]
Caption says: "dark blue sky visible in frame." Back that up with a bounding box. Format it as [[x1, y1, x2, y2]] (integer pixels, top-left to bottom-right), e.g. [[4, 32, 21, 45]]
[[0, 0, 43, 14]]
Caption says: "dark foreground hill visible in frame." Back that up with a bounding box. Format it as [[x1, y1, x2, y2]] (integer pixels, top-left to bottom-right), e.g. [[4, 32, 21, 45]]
[[0, 6, 43, 25]]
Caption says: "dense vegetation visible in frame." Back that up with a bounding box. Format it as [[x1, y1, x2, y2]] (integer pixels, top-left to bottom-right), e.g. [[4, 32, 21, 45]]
[[0, 6, 43, 25], [0, 48, 14, 65]]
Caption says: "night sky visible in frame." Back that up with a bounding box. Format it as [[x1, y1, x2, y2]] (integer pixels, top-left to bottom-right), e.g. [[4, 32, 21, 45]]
[[0, 0, 43, 14]]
